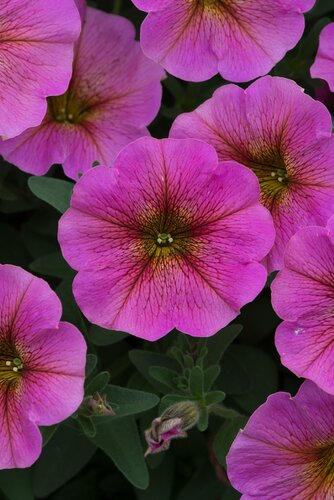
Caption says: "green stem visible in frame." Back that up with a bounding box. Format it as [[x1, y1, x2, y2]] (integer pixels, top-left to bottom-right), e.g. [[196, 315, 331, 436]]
[[209, 404, 243, 419]]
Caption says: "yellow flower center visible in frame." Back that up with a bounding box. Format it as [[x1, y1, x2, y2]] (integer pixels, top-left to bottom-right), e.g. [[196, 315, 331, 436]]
[[48, 90, 90, 125], [0, 341, 24, 384]]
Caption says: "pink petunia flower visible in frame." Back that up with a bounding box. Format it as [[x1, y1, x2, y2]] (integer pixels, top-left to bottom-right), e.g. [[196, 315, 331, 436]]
[[226, 381, 334, 499], [58, 137, 275, 340], [0, 4, 164, 180], [0, 264, 86, 469], [311, 23, 334, 92], [131, 0, 315, 82], [0, 0, 81, 140], [171, 76, 334, 272], [271, 215, 334, 396]]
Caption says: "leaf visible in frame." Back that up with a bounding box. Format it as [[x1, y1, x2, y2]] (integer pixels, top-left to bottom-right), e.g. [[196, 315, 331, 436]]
[[189, 366, 204, 397], [78, 416, 96, 438], [30, 251, 73, 279], [85, 354, 97, 378], [40, 424, 58, 447], [136, 455, 174, 500], [205, 324, 242, 366], [0, 470, 33, 500], [87, 325, 128, 346], [129, 350, 180, 393], [217, 351, 251, 396], [28, 176, 73, 213], [95, 385, 159, 420], [204, 390, 225, 406], [197, 407, 209, 432], [149, 366, 179, 390], [203, 365, 220, 392], [0, 221, 29, 266], [159, 394, 193, 413], [56, 279, 87, 334], [32, 425, 96, 497], [213, 416, 248, 468], [89, 417, 149, 489], [231, 345, 279, 413], [176, 461, 223, 500], [85, 371, 111, 396]]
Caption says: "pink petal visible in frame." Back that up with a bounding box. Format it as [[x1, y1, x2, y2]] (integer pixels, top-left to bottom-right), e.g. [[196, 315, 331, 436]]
[[0, 387, 42, 469], [0, 264, 62, 343], [21, 322, 86, 425], [0, 0, 81, 139], [311, 23, 334, 92]]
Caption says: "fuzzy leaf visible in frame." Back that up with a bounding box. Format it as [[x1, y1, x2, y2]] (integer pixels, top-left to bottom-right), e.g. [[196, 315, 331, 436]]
[[28, 176, 73, 213]]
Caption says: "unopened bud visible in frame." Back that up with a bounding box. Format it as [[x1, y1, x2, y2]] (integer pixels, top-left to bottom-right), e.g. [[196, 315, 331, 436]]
[[85, 393, 115, 417], [144, 400, 199, 456]]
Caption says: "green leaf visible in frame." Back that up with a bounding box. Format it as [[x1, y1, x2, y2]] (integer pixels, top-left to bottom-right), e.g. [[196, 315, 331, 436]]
[[28, 176, 73, 213], [159, 394, 193, 413], [78, 415, 96, 438], [203, 365, 220, 391], [94, 385, 159, 420], [189, 366, 204, 397], [136, 455, 174, 500], [40, 424, 58, 447], [0, 470, 33, 500], [129, 350, 180, 393], [213, 416, 248, 468], [87, 325, 128, 346], [231, 345, 279, 413], [85, 354, 97, 378], [149, 366, 179, 390], [30, 251, 73, 279], [197, 407, 209, 432], [89, 417, 149, 489], [218, 351, 250, 396], [205, 390, 225, 406], [32, 425, 96, 497], [56, 279, 87, 334], [205, 324, 242, 366], [85, 371, 111, 396]]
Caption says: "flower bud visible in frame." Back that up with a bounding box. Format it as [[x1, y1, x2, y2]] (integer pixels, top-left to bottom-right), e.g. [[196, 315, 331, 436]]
[[85, 392, 115, 417], [144, 400, 199, 456]]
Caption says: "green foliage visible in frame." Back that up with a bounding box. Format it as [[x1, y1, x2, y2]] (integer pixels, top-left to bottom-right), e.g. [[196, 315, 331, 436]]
[[28, 176, 73, 213]]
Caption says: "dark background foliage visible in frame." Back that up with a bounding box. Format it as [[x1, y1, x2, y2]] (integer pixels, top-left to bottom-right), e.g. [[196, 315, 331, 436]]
[[0, 0, 333, 498]]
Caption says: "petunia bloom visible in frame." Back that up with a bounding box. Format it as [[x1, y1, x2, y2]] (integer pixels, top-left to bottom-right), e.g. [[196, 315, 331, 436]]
[[0, 264, 86, 469], [271, 216, 334, 396], [58, 137, 275, 340], [171, 76, 334, 271], [0, 4, 164, 180], [0, 0, 81, 140], [311, 23, 334, 92], [227, 381, 334, 499], [132, 0, 315, 83]]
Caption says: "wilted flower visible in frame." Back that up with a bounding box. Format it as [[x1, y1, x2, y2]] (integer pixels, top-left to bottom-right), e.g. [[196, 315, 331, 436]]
[[272, 215, 334, 396], [171, 76, 334, 271], [0, 0, 81, 140], [227, 381, 334, 498], [58, 137, 275, 340], [0, 264, 86, 469], [145, 401, 199, 455], [311, 23, 334, 91], [84, 393, 115, 417], [132, 0, 315, 82], [0, 2, 164, 180]]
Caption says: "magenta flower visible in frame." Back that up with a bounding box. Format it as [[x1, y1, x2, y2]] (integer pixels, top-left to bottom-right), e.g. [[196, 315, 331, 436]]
[[0, 0, 81, 140], [58, 137, 275, 340], [0, 264, 86, 469], [271, 215, 334, 396], [227, 381, 334, 499], [311, 23, 334, 91], [0, 5, 164, 180], [171, 76, 334, 271], [132, 0, 315, 82]]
